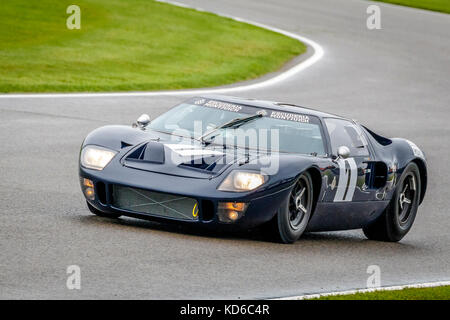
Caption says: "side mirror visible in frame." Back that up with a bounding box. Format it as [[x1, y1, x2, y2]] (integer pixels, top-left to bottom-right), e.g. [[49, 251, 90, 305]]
[[336, 146, 350, 160], [135, 114, 150, 129]]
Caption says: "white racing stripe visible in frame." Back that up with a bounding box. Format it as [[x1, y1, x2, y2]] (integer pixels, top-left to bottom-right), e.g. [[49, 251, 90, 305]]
[[344, 158, 357, 201], [273, 280, 450, 300], [334, 158, 357, 202], [172, 149, 223, 157], [164, 143, 223, 157], [334, 158, 348, 202], [0, 0, 324, 99]]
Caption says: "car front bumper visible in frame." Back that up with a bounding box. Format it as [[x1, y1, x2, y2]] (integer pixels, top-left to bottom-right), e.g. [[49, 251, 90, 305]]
[[79, 160, 292, 229]]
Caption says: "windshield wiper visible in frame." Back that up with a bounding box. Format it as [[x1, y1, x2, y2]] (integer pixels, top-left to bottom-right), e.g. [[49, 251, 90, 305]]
[[199, 113, 263, 145]]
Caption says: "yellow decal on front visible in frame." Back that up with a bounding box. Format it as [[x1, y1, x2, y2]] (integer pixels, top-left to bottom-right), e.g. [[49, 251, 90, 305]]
[[192, 203, 199, 218]]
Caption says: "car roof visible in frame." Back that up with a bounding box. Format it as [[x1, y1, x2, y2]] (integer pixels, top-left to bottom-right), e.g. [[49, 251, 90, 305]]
[[199, 94, 349, 121]]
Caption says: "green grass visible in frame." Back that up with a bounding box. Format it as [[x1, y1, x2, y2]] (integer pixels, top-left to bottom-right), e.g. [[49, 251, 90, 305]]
[[372, 0, 450, 14], [0, 0, 305, 93], [313, 285, 450, 300]]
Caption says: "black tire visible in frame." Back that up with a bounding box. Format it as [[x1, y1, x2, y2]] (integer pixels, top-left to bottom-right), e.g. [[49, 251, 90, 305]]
[[268, 171, 314, 243], [363, 162, 421, 242], [86, 201, 121, 219]]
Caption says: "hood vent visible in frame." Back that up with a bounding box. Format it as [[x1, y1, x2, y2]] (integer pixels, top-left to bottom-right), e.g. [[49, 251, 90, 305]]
[[123, 141, 240, 178], [126, 141, 165, 164], [178, 155, 228, 172], [120, 141, 133, 149]]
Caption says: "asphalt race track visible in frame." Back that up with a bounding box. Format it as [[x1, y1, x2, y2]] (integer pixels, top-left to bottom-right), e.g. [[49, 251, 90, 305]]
[[1, 0, 449, 299]]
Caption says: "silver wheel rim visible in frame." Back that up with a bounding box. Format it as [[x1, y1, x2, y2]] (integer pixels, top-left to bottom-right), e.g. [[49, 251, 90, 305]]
[[398, 173, 416, 225], [289, 176, 310, 230]]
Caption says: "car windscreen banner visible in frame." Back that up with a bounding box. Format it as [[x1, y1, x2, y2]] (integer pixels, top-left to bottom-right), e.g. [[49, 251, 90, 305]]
[[189, 97, 319, 125]]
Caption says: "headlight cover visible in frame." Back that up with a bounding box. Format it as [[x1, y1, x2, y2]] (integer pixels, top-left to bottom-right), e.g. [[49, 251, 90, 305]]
[[80, 146, 117, 170], [218, 171, 266, 192]]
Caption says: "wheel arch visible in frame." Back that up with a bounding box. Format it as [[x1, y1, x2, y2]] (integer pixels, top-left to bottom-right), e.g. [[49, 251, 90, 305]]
[[411, 158, 427, 205], [305, 166, 322, 217]]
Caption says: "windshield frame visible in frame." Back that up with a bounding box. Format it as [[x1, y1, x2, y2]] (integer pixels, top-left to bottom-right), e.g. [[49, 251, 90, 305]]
[[148, 98, 329, 156]]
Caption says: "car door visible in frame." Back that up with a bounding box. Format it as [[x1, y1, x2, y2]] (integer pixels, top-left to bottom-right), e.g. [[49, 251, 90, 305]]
[[323, 118, 374, 202]]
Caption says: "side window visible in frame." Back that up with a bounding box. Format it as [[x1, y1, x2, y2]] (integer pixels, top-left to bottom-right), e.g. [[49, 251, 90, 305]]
[[324, 118, 369, 157]]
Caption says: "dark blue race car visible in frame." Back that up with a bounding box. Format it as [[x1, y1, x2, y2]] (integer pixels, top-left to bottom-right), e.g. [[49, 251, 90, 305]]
[[79, 95, 427, 243]]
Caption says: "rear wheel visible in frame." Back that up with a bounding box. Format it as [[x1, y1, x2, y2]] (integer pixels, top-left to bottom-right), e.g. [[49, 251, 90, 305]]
[[86, 201, 121, 219], [363, 162, 421, 242], [268, 172, 313, 243]]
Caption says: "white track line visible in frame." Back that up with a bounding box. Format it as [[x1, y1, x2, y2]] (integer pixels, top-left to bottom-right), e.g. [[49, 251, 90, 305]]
[[274, 280, 450, 300], [0, 0, 323, 99]]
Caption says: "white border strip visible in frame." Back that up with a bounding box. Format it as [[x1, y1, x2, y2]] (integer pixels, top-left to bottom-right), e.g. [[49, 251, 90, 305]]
[[0, 0, 323, 99], [274, 280, 450, 300]]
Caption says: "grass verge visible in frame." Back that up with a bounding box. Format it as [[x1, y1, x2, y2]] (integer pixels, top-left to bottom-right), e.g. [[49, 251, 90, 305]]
[[0, 0, 306, 93], [372, 0, 450, 14], [312, 285, 450, 300]]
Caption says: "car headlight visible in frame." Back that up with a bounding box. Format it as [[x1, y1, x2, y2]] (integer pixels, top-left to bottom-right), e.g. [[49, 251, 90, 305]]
[[218, 171, 266, 192], [80, 146, 117, 170]]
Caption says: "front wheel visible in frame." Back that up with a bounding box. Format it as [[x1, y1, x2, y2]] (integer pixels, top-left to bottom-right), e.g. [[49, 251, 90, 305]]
[[86, 201, 121, 219], [363, 162, 421, 242], [269, 172, 314, 243]]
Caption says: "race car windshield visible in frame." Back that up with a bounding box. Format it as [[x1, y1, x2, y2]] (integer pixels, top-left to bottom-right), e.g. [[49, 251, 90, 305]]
[[200, 113, 264, 144], [148, 98, 326, 155]]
